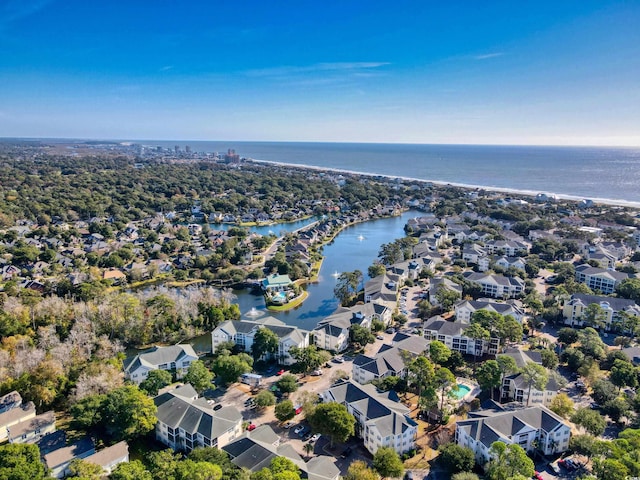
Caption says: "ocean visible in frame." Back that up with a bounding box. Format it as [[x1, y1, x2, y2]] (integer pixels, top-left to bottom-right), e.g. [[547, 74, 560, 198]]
[[140, 141, 640, 205]]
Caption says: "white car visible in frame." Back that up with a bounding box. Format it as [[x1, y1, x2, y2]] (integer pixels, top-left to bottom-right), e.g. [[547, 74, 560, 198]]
[[310, 433, 320, 442], [334, 356, 344, 363], [294, 425, 305, 434]]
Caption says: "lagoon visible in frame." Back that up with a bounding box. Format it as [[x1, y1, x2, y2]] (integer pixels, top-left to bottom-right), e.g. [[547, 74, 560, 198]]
[[232, 210, 422, 331]]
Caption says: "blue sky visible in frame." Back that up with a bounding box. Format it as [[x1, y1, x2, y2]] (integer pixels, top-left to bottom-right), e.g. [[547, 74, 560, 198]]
[[1, 1, 639, 145]]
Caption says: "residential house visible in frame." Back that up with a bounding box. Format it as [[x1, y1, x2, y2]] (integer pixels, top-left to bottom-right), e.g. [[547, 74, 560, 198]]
[[212, 317, 309, 365], [500, 348, 559, 406], [83, 441, 130, 475], [462, 244, 487, 265], [0, 391, 21, 414], [222, 425, 340, 480], [479, 255, 527, 273], [7, 411, 56, 444], [321, 380, 417, 455], [43, 437, 96, 479], [423, 316, 500, 356], [314, 303, 391, 353], [0, 401, 36, 443], [574, 264, 629, 294], [155, 384, 243, 452], [429, 277, 463, 308], [464, 272, 525, 299], [123, 344, 198, 385], [562, 293, 640, 330], [484, 240, 530, 256], [455, 299, 525, 323], [455, 404, 571, 466], [364, 273, 400, 311], [261, 274, 293, 292], [351, 334, 428, 385]]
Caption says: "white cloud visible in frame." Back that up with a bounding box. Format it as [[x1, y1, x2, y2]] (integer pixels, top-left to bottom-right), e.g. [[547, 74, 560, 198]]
[[473, 52, 504, 60], [245, 62, 390, 77]]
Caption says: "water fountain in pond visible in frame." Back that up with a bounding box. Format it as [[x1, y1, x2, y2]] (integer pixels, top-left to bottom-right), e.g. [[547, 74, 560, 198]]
[[331, 271, 340, 278], [246, 307, 261, 317], [357, 234, 365, 241]]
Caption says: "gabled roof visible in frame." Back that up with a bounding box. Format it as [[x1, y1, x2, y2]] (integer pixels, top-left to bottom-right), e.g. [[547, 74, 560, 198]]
[[43, 437, 95, 470], [568, 293, 637, 311], [7, 410, 55, 439], [123, 344, 198, 374], [457, 405, 568, 450], [501, 347, 542, 368], [575, 264, 628, 281], [223, 425, 339, 480], [83, 441, 129, 469], [423, 316, 469, 337], [155, 385, 242, 440], [324, 381, 415, 438]]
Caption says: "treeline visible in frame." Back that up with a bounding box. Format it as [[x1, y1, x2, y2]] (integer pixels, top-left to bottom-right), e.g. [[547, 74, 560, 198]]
[[0, 156, 360, 225]]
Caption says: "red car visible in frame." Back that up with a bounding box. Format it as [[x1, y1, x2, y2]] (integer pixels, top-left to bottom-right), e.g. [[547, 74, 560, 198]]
[[247, 423, 256, 431], [533, 472, 543, 480], [276, 369, 285, 376], [295, 405, 303, 415]]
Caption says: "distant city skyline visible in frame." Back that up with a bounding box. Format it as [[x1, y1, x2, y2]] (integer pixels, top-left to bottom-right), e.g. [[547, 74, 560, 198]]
[[1, 1, 639, 146]]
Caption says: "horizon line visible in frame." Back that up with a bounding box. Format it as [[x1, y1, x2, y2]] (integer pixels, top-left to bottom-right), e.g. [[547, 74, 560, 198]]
[[1, 136, 639, 149]]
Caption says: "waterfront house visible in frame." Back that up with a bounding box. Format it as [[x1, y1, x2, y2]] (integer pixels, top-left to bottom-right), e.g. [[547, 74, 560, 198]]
[[123, 344, 198, 385], [261, 274, 293, 292], [321, 380, 417, 455], [212, 317, 309, 365], [154, 384, 243, 452], [455, 404, 571, 466]]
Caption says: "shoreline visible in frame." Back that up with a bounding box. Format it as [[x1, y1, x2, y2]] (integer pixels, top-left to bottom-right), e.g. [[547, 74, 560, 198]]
[[248, 158, 640, 209]]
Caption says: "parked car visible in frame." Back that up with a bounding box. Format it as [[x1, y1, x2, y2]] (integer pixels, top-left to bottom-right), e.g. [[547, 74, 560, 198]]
[[386, 328, 395, 334], [324, 362, 333, 368], [213, 404, 223, 411], [376, 335, 384, 340], [334, 356, 344, 363], [293, 425, 305, 434], [298, 427, 310, 438], [341, 447, 353, 458], [550, 462, 561, 474], [283, 422, 294, 429], [303, 431, 312, 441], [533, 472, 543, 480], [311, 369, 323, 376], [310, 433, 320, 442], [276, 369, 286, 376], [295, 405, 303, 415], [247, 423, 256, 431]]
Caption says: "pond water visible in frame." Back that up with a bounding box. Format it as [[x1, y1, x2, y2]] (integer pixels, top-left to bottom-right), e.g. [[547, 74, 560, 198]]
[[232, 210, 423, 331], [211, 216, 321, 236]]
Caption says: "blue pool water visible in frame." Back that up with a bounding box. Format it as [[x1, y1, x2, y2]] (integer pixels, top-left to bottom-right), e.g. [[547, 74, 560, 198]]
[[452, 384, 471, 399]]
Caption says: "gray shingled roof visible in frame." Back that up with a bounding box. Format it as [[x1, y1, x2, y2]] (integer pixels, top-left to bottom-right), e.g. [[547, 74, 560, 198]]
[[457, 405, 567, 450], [123, 344, 197, 374], [155, 385, 242, 440]]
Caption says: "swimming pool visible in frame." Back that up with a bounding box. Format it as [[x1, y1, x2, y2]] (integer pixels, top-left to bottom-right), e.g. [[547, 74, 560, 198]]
[[451, 384, 471, 399]]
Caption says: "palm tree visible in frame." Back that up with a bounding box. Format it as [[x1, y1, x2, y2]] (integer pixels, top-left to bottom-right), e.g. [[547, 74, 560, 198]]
[[303, 442, 314, 460], [521, 362, 548, 407]]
